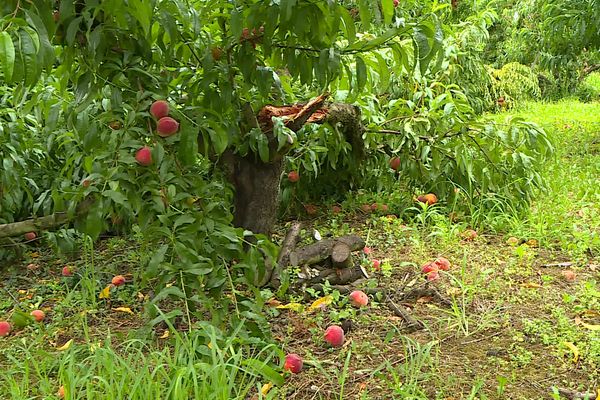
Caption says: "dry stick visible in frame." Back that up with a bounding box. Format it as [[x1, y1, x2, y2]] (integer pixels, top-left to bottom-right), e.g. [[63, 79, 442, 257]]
[[269, 221, 303, 288], [540, 262, 574, 268], [552, 387, 598, 400], [385, 293, 425, 332]]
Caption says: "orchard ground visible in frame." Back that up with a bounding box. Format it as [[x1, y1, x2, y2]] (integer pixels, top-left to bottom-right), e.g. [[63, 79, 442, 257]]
[[0, 99, 598, 399]]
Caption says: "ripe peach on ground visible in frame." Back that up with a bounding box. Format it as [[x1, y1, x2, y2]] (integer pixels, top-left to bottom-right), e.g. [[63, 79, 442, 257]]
[[324, 325, 345, 347], [380, 204, 389, 212], [150, 100, 170, 119], [363, 246, 372, 255], [24, 232, 37, 241], [421, 262, 439, 274], [372, 259, 381, 271], [135, 146, 153, 166], [283, 353, 303, 373], [433, 257, 451, 271], [561, 270, 576, 282], [370, 203, 379, 211], [461, 229, 478, 241], [506, 236, 519, 246], [111, 275, 126, 286], [361, 204, 371, 213], [57, 386, 65, 399], [157, 116, 179, 137], [0, 321, 11, 337], [62, 266, 73, 277], [424, 193, 438, 205], [304, 204, 318, 215], [349, 290, 369, 307], [389, 157, 401, 171], [426, 271, 440, 281], [288, 170, 299, 183], [30, 310, 45, 322], [331, 205, 342, 214]]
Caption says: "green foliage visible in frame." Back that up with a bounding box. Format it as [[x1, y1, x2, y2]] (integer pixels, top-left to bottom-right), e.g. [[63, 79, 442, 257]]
[[488, 62, 541, 106]]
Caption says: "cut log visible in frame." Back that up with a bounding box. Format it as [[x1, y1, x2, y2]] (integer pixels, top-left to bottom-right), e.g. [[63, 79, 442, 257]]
[[296, 265, 368, 287], [331, 242, 352, 268], [288, 234, 365, 267]]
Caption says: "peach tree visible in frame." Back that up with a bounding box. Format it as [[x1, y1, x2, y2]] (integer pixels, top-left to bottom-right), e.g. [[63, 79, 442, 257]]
[[0, 0, 552, 329]]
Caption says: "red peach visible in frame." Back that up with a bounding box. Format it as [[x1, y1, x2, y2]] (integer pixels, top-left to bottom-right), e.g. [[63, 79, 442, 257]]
[[332, 205, 342, 214], [62, 266, 73, 277], [0, 321, 11, 337], [349, 290, 369, 307], [372, 259, 381, 271], [283, 353, 303, 373], [421, 262, 439, 274], [461, 229, 478, 241], [82, 179, 91, 188], [361, 204, 371, 213], [324, 325, 345, 347], [135, 146, 153, 166], [389, 157, 401, 171], [57, 386, 65, 399], [30, 310, 45, 322], [288, 171, 299, 183], [157, 116, 179, 137], [380, 204, 389, 212], [433, 257, 451, 271], [370, 203, 379, 211], [150, 100, 170, 119], [111, 275, 126, 286], [426, 271, 440, 281], [363, 246, 372, 255], [108, 121, 122, 130], [24, 232, 37, 241]]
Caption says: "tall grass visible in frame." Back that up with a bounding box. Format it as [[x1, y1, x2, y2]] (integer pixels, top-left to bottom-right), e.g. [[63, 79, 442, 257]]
[[0, 322, 282, 399]]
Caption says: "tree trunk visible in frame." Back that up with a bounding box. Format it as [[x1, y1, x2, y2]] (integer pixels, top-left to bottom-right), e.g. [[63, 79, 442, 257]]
[[224, 95, 364, 236]]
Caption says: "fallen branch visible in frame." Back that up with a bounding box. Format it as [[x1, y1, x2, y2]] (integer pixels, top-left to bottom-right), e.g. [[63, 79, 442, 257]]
[[0, 199, 93, 239], [540, 262, 574, 268], [552, 387, 597, 400]]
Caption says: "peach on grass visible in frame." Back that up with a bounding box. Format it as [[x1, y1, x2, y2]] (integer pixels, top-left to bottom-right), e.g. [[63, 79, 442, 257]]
[[324, 325, 345, 347], [111, 275, 126, 286], [433, 257, 451, 271], [304, 204, 318, 216], [349, 290, 369, 307], [331, 205, 342, 214], [0, 321, 11, 337], [62, 266, 73, 277], [421, 262, 439, 274], [150, 100, 170, 119], [461, 229, 478, 241], [426, 271, 440, 281], [372, 259, 381, 271], [561, 270, 576, 282], [283, 353, 303, 373], [30, 310, 45, 322]]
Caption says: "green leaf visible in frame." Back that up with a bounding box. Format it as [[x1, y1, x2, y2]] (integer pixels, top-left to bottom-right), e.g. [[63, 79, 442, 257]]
[[242, 359, 285, 386], [0, 32, 16, 81], [355, 56, 367, 92]]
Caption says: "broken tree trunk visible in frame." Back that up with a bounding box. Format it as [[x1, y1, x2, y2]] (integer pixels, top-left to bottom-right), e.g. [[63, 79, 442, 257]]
[[211, 93, 364, 236]]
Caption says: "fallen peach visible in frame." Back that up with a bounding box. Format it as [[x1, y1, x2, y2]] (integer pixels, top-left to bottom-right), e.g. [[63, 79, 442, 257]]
[[561, 270, 576, 282], [0, 321, 11, 337], [426, 271, 440, 281], [62, 266, 73, 277], [349, 290, 369, 307], [372, 259, 381, 271], [421, 262, 439, 274], [324, 325, 345, 347], [24, 232, 37, 241], [111, 275, 126, 286], [433, 257, 451, 271], [331, 205, 342, 214], [30, 310, 45, 322], [283, 353, 303, 373]]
